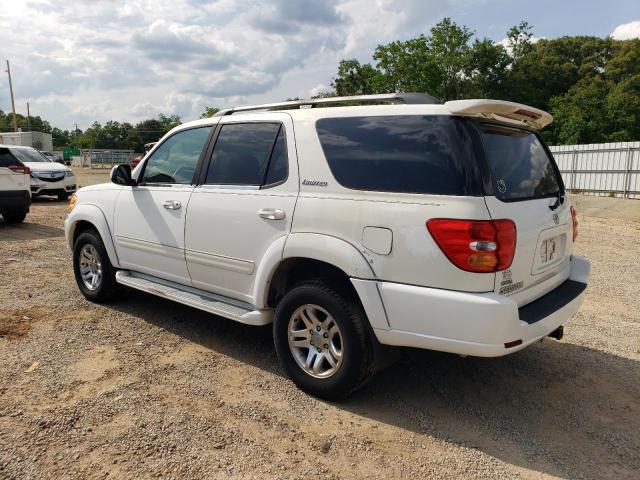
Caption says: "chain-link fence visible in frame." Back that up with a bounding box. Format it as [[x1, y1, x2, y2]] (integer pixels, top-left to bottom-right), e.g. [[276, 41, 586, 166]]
[[81, 149, 136, 169], [550, 142, 640, 199]]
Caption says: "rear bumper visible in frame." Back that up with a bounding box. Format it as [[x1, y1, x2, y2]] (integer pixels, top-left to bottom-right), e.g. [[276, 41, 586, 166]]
[[0, 190, 31, 210], [358, 256, 591, 357]]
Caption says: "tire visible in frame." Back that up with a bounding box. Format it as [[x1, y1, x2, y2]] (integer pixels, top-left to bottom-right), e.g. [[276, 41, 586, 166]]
[[273, 280, 378, 400], [1, 208, 28, 224], [73, 229, 118, 303], [58, 192, 70, 201]]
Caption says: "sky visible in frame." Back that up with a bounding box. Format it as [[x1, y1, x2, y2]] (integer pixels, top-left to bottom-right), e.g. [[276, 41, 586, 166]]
[[1, 0, 639, 131]]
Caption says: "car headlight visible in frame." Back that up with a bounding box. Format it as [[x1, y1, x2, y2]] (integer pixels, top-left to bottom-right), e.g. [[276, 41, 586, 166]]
[[65, 170, 75, 177], [67, 193, 78, 213]]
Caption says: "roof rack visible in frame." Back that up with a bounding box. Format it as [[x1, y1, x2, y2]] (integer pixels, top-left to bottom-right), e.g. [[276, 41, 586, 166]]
[[214, 92, 440, 116]]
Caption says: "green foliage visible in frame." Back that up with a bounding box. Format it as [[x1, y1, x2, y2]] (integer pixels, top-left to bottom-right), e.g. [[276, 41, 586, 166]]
[[199, 106, 221, 118], [331, 18, 640, 144]]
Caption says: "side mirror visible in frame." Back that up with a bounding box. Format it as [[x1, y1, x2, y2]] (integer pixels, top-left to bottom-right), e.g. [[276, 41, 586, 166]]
[[110, 164, 136, 186]]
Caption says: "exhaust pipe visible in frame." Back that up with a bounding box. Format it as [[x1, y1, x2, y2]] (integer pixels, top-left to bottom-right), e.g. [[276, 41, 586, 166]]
[[548, 326, 564, 341]]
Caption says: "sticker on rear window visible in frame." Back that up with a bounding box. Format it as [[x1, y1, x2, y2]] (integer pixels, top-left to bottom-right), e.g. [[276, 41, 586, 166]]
[[497, 179, 507, 194]]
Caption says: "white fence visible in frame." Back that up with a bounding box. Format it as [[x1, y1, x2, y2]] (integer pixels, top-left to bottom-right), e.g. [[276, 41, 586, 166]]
[[80, 149, 136, 169], [549, 141, 640, 199]]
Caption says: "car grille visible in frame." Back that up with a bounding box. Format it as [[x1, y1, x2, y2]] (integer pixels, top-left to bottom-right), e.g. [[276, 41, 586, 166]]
[[34, 172, 65, 182]]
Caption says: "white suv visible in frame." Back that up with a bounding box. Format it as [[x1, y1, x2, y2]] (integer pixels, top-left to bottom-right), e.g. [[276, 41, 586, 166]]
[[8, 145, 76, 200], [64, 94, 591, 398], [0, 145, 31, 223]]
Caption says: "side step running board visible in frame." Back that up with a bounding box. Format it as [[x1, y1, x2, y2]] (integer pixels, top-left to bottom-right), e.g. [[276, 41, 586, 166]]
[[115, 270, 273, 326]]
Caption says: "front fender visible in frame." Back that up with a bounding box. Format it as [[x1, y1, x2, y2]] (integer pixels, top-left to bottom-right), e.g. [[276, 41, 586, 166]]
[[64, 204, 120, 267]]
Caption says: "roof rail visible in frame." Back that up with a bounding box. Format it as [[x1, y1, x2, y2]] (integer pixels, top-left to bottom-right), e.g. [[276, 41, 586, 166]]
[[214, 92, 440, 116]]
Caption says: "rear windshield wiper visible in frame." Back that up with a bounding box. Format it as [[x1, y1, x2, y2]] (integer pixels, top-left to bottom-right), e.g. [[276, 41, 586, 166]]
[[549, 190, 565, 210]]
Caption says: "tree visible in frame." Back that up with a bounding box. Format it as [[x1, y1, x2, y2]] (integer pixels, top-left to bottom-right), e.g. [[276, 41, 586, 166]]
[[427, 18, 473, 99], [546, 77, 611, 144], [331, 59, 383, 96], [200, 106, 220, 118], [465, 38, 511, 98]]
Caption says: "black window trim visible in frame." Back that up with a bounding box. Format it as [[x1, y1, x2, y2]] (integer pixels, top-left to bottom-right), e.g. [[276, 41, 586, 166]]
[[474, 120, 566, 203], [137, 125, 216, 187], [198, 120, 289, 189]]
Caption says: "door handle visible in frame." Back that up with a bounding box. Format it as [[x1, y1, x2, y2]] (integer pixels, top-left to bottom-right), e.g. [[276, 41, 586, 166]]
[[162, 200, 182, 210], [258, 208, 286, 220]]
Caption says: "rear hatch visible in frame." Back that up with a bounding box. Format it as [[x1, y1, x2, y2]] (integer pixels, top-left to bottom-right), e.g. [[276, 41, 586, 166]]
[[477, 123, 573, 305], [0, 147, 30, 191]]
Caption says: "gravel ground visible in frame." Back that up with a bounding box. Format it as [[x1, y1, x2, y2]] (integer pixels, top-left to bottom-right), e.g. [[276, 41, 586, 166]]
[[1, 176, 639, 479]]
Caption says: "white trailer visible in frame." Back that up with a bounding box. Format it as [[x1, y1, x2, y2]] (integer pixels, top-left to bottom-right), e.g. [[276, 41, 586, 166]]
[[0, 131, 54, 152]]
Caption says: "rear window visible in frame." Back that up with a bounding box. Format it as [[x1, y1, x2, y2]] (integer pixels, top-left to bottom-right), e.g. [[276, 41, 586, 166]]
[[316, 115, 482, 195], [480, 125, 561, 201], [0, 148, 20, 167]]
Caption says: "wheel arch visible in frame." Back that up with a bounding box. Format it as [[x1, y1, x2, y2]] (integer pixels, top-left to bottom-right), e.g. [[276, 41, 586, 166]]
[[66, 204, 119, 267], [253, 233, 376, 309]]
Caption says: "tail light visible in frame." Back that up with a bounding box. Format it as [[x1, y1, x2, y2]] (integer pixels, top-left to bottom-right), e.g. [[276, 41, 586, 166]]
[[570, 206, 578, 242], [427, 219, 517, 273], [8, 165, 30, 174]]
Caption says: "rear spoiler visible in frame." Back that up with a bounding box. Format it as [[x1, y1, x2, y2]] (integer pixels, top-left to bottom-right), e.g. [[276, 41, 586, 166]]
[[445, 99, 552, 130]]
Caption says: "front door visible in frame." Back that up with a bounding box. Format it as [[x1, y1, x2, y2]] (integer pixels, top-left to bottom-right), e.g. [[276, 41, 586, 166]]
[[113, 126, 212, 285], [184, 115, 298, 304]]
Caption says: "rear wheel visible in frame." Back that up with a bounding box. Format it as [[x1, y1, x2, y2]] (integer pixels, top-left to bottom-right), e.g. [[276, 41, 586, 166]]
[[73, 230, 118, 302], [273, 280, 378, 399], [1, 208, 28, 224]]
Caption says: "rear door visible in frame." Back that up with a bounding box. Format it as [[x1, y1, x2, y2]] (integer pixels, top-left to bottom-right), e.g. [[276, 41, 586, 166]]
[[478, 124, 573, 304], [184, 114, 298, 304]]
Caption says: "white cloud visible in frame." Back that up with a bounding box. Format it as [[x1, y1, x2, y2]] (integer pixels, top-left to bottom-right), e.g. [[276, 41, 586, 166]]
[[0, 0, 456, 130], [496, 35, 545, 55], [611, 20, 640, 40]]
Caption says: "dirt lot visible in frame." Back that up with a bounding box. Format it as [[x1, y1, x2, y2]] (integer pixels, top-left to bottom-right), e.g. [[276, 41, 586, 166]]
[[1, 172, 639, 479]]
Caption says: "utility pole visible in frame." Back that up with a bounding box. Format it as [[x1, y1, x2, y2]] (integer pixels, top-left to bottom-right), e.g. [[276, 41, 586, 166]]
[[26, 102, 31, 131], [5, 60, 18, 132]]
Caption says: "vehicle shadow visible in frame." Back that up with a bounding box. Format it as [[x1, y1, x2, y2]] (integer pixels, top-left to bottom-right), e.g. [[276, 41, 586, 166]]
[[0, 220, 64, 241], [111, 291, 640, 479]]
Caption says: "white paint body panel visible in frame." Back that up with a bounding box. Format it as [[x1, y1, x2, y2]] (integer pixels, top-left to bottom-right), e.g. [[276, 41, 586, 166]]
[[375, 256, 590, 356], [184, 113, 298, 303], [63, 102, 592, 359], [113, 185, 194, 284]]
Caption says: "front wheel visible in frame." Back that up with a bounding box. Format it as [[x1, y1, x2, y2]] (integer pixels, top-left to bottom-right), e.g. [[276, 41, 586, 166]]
[[73, 230, 118, 302], [1, 208, 28, 224], [273, 281, 378, 399]]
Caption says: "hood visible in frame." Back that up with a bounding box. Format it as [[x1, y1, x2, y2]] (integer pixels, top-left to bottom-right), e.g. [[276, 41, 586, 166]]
[[24, 161, 70, 173]]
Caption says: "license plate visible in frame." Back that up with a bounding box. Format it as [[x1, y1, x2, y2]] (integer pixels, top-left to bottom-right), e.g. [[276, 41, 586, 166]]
[[540, 236, 560, 264]]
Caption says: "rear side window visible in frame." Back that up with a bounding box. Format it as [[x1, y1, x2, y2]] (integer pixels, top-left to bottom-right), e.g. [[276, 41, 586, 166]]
[[480, 125, 561, 201], [206, 123, 284, 186], [316, 115, 482, 195], [0, 148, 20, 167]]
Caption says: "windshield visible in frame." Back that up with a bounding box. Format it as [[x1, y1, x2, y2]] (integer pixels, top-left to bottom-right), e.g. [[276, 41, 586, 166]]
[[10, 148, 52, 163], [480, 124, 561, 201]]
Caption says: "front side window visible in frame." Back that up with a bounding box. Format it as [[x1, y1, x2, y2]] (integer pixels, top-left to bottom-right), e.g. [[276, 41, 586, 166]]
[[205, 123, 284, 186], [316, 115, 482, 195], [142, 127, 211, 184], [480, 125, 561, 201]]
